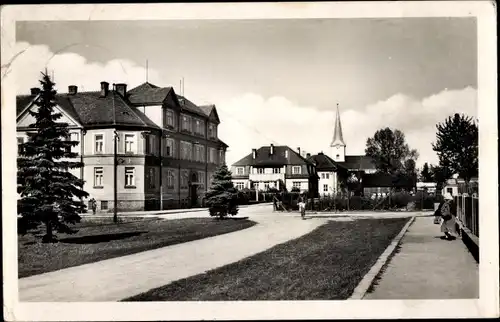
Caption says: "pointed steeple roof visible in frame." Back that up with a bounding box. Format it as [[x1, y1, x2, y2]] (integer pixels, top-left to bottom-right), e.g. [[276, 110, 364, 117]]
[[330, 103, 346, 147]]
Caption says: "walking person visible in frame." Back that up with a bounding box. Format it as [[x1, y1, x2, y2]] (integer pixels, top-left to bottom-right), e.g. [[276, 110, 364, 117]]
[[440, 193, 458, 240], [89, 198, 97, 215], [298, 194, 306, 219]]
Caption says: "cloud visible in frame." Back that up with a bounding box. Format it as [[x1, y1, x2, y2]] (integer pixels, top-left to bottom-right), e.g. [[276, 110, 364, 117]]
[[9, 42, 162, 93], [8, 42, 477, 171], [219, 87, 477, 169]]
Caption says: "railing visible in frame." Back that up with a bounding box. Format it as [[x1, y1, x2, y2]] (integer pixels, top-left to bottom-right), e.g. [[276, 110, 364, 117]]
[[455, 194, 479, 237], [249, 173, 285, 182]]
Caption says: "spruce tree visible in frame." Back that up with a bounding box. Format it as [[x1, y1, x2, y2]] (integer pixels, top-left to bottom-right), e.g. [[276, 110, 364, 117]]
[[204, 164, 239, 219], [17, 72, 89, 243]]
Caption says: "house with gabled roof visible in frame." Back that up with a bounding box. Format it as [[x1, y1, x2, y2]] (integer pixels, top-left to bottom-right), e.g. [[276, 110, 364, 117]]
[[307, 152, 348, 196], [231, 144, 319, 197], [16, 81, 228, 212]]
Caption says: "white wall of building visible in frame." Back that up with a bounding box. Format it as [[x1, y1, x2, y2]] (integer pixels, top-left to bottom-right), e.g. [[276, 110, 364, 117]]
[[318, 171, 338, 196]]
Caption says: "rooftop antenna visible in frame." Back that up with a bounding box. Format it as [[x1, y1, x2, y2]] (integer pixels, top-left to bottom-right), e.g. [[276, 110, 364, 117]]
[[182, 77, 185, 97], [146, 60, 149, 83]]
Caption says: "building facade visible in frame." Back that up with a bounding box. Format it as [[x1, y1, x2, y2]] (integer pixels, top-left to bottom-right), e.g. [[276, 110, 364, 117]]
[[16, 81, 228, 212], [231, 144, 319, 197], [307, 152, 348, 196]]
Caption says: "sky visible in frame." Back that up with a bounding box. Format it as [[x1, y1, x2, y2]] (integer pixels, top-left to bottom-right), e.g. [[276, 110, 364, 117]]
[[13, 18, 477, 169]]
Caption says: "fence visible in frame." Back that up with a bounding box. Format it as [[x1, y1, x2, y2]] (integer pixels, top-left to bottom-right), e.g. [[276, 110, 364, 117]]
[[455, 194, 479, 237], [272, 191, 440, 212]]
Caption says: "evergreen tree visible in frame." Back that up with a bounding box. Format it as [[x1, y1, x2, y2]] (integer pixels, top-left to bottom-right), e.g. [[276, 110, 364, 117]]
[[17, 72, 89, 243], [204, 164, 239, 219], [420, 162, 433, 182]]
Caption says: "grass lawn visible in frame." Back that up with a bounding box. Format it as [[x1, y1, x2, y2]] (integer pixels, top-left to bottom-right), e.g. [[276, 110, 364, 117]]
[[18, 217, 256, 278], [124, 217, 410, 301]]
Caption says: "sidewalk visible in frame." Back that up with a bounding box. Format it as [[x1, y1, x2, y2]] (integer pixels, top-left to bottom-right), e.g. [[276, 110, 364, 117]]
[[364, 216, 479, 299]]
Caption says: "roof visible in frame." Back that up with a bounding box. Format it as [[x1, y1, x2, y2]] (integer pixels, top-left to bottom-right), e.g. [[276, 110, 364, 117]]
[[232, 145, 312, 167], [177, 95, 210, 118], [307, 152, 347, 172], [127, 82, 173, 105], [331, 103, 346, 146], [338, 155, 376, 170], [128, 82, 215, 119], [16, 95, 38, 116], [17, 91, 160, 130]]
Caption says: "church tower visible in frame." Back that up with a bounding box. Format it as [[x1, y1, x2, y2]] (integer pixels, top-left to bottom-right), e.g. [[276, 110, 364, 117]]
[[330, 103, 346, 162]]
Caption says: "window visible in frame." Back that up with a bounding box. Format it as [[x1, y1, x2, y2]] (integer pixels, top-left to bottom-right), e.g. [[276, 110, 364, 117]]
[[236, 167, 244, 175], [446, 188, 453, 195], [181, 170, 189, 189], [273, 168, 281, 174], [292, 166, 301, 174], [198, 171, 205, 187], [235, 182, 245, 190], [181, 115, 191, 132], [125, 167, 135, 187], [167, 170, 175, 189], [264, 182, 270, 190], [70, 132, 80, 153], [324, 173, 329, 179], [101, 200, 108, 210], [166, 109, 174, 128], [181, 141, 192, 160], [257, 168, 265, 174], [125, 134, 135, 153], [17, 137, 24, 153], [208, 123, 216, 138], [194, 145, 203, 162], [94, 134, 104, 153], [293, 182, 301, 189], [200, 146, 205, 162], [148, 168, 156, 189], [166, 138, 175, 157], [194, 119, 201, 135], [323, 184, 329, 192], [209, 147, 217, 163], [219, 149, 224, 164], [94, 167, 103, 187]]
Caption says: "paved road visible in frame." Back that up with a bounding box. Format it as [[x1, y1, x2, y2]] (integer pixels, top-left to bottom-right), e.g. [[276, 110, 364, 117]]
[[19, 204, 328, 302], [364, 216, 479, 299]]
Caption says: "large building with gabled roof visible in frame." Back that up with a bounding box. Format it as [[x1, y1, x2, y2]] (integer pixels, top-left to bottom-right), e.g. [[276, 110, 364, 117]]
[[231, 144, 319, 197], [16, 80, 228, 211]]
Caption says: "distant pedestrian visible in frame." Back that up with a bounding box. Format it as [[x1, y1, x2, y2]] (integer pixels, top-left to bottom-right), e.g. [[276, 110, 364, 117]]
[[89, 198, 97, 215], [440, 193, 458, 240], [298, 194, 306, 219]]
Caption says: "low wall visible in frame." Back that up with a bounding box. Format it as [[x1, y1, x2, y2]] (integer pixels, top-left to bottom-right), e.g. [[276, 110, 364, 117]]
[[460, 225, 479, 263]]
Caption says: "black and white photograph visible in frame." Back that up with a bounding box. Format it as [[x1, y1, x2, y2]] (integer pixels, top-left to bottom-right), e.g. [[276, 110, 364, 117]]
[[1, 2, 498, 321]]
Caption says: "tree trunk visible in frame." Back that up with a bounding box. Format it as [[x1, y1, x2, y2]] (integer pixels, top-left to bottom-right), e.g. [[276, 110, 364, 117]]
[[42, 220, 57, 243]]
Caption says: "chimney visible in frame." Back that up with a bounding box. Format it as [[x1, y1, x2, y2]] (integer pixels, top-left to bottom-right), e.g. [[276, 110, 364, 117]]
[[68, 85, 78, 95], [115, 83, 127, 97], [252, 149, 256, 159], [297, 147, 301, 156], [100, 81, 109, 97], [270, 144, 274, 155], [30, 88, 40, 96]]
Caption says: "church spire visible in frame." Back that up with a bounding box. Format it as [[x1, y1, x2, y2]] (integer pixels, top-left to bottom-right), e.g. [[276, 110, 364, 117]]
[[331, 103, 346, 147]]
